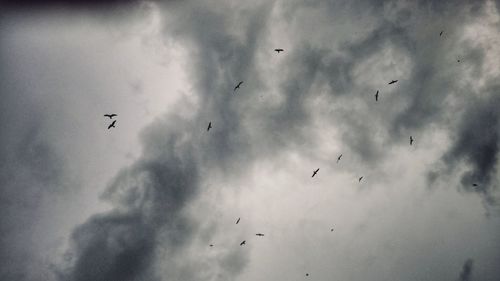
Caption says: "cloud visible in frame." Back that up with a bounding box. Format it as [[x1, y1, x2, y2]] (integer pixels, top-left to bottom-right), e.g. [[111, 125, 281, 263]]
[[57, 2, 274, 280], [0, 109, 72, 280], [443, 92, 500, 205], [2, 0, 500, 280], [458, 258, 474, 281], [3, 0, 139, 11], [56, 114, 202, 281]]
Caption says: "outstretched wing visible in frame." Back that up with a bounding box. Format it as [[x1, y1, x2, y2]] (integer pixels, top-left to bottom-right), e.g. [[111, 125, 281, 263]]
[[107, 120, 116, 129]]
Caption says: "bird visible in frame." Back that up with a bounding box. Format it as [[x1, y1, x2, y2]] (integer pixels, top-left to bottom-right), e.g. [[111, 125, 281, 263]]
[[472, 183, 478, 187], [255, 233, 265, 236], [104, 114, 117, 119], [207, 122, 212, 131], [457, 59, 461, 62], [306, 273, 309, 277], [236, 217, 240, 224], [274, 48, 284, 53], [240, 240, 246, 246], [337, 154, 342, 163], [209, 244, 214, 247], [388, 80, 398, 85], [234, 81, 243, 92], [439, 31, 443, 36], [359, 176, 363, 182], [330, 228, 334, 232], [375, 90, 379, 101], [410, 136, 414, 145], [312, 168, 320, 177], [107, 120, 116, 129]]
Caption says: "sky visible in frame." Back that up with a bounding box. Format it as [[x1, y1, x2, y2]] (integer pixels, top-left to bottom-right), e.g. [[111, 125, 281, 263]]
[[1, 0, 500, 280]]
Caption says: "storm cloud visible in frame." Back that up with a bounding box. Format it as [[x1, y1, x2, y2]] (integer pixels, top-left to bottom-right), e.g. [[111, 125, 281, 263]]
[[1, 0, 500, 281]]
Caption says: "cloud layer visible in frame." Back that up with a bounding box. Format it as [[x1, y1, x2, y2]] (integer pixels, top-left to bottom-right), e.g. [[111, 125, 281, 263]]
[[1, 0, 500, 281]]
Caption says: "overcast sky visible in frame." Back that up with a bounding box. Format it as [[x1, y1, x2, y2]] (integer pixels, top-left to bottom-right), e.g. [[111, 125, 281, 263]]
[[1, 1, 500, 281]]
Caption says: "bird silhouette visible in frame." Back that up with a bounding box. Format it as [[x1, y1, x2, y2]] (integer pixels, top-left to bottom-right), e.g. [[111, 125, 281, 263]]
[[240, 240, 246, 246], [306, 273, 309, 277], [236, 217, 240, 224], [104, 114, 117, 119], [312, 168, 320, 177], [410, 136, 414, 145], [457, 59, 461, 62], [359, 176, 363, 182], [439, 31, 443, 36], [234, 81, 243, 92], [375, 90, 379, 101], [330, 228, 334, 232], [472, 183, 478, 187], [337, 154, 342, 163], [255, 233, 265, 236], [107, 120, 116, 129], [274, 48, 284, 53], [388, 80, 398, 85], [207, 122, 212, 131], [209, 244, 214, 247]]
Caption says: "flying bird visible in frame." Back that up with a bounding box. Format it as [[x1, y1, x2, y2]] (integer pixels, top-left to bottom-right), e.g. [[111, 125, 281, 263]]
[[410, 136, 414, 145], [306, 273, 309, 277], [255, 233, 265, 236], [375, 90, 379, 101], [457, 59, 461, 62], [337, 154, 342, 163], [330, 228, 334, 232], [312, 168, 320, 177], [439, 31, 443, 36], [236, 217, 240, 224], [274, 48, 284, 53], [107, 120, 116, 129], [207, 122, 212, 131], [472, 183, 478, 187], [359, 176, 363, 182], [388, 80, 398, 85], [104, 114, 117, 119], [209, 244, 214, 247], [240, 240, 246, 246], [234, 81, 243, 92]]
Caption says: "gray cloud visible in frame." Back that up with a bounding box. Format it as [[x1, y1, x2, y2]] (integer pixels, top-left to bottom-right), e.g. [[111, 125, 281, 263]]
[[443, 91, 500, 206], [276, 0, 500, 201], [2, 0, 500, 281], [56, 2, 274, 280], [458, 258, 474, 281]]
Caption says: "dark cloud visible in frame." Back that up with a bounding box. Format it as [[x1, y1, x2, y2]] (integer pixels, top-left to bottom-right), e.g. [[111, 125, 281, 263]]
[[278, 0, 495, 172], [2, 0, 139, 11], [2, 0, 500, 280], [443, 91, 500, 205], [57, 2, 273, 280], [458, 258, 474, 281], [56, 115, 199, 281]]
